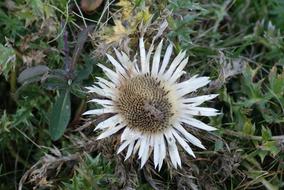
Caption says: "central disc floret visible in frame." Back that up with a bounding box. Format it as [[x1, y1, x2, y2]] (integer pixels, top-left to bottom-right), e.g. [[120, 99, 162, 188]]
[[116, 75, 173, 133]]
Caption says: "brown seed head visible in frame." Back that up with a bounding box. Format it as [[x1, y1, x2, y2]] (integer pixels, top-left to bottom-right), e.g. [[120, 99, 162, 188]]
[[116, 75, 173, 133]]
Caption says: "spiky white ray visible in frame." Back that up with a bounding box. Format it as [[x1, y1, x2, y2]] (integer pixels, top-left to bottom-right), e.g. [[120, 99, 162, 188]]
[[158, 134, 166, 170], [133, 138, 141, 155], [151, 40, 163, 76], [175, 77, 211, 97], [138, 136, 148, 159], [165, 130, 181, 168], [95, 82, 116, 97], [183, 107, 219, 117], [173, 123, 205, 149], [139, 38, 149, 73], [106, 53, 127, 78], [169, 57, 188, 84], [139, 135, 151, 168], [120, 128, 141, 142], [97, 123, 125, 139], [117, 129, 141, 155], [171, 129, 195, 157], [125, 141, 135, 160], [117, 140, 130, 154], [146, 42, 155, 70], [85, 85, 105, 96], [98, 64, 120, 84], [181, 117, 217, 131], [83, 107, 114, 115], [88, 99, 113, 106], [158, 43, 173, 75], [96, 77, 115, 88], [95, 114, 121, 130], [114, 49, 133, 71], [86, 85, 115, 98], [121, 52, 138, 75], [153, 134, 161, 168], [163, 51, 186, 80], [181, 94, 218, 105], [114, 48, 123, 63]]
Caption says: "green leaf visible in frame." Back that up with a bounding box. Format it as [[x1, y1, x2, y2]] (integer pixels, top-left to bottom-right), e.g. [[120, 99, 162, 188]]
[[0, 44, 16, 80], [257, 150, 268, 163], [49, 89, 71, 141], [42, 69, 68, 90], [214, 139, 224, 152], [18, 65, 49, 84], [261, 179, 279, 190], [242, 120, 255, 135], [242, 65, 263, 99], [190, 46, 218, 56], [261, 141, 280, 157], [28, 0, 44, 18], [12, 107, 33, 127], [268, 65, 284, 95], [261, 126, 272, 141], [70, 84, 85, 98], [43, 77, 68, 90], [74, 55, 96, 83], [0, 111, 12, 132]]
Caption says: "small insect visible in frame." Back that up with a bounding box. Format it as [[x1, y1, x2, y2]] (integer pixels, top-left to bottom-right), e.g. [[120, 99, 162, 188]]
[[143, 100, 164, 121]]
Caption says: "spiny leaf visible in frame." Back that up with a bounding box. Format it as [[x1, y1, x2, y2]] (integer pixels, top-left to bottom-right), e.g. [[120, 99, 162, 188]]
[[268, 65, 284, 95], [243, 120, 255, 135], [0, 44, 16, 80], [29, 0, 44, 17]]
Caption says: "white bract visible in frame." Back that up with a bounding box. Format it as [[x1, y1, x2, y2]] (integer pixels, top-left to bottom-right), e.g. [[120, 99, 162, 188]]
[[84, 38, 219, 170]]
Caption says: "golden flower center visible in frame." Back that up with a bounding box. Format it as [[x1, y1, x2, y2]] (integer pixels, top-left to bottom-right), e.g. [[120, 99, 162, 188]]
[[116, 75, 173, 133]]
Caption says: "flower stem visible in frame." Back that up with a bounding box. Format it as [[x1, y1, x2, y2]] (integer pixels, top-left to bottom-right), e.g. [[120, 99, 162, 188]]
[[223, 129, 284, 141], [10, 67, 16, 94]]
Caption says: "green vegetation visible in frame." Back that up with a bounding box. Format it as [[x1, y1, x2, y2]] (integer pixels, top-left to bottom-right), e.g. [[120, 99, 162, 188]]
[[0, 0, 283, 189]]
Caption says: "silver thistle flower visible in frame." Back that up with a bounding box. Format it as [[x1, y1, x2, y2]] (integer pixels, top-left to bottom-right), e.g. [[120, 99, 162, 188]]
[[84, 38, 219, 170]]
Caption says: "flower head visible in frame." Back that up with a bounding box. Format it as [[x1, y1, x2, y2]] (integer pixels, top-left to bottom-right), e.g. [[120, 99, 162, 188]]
[[84, 38, 219, 170]]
